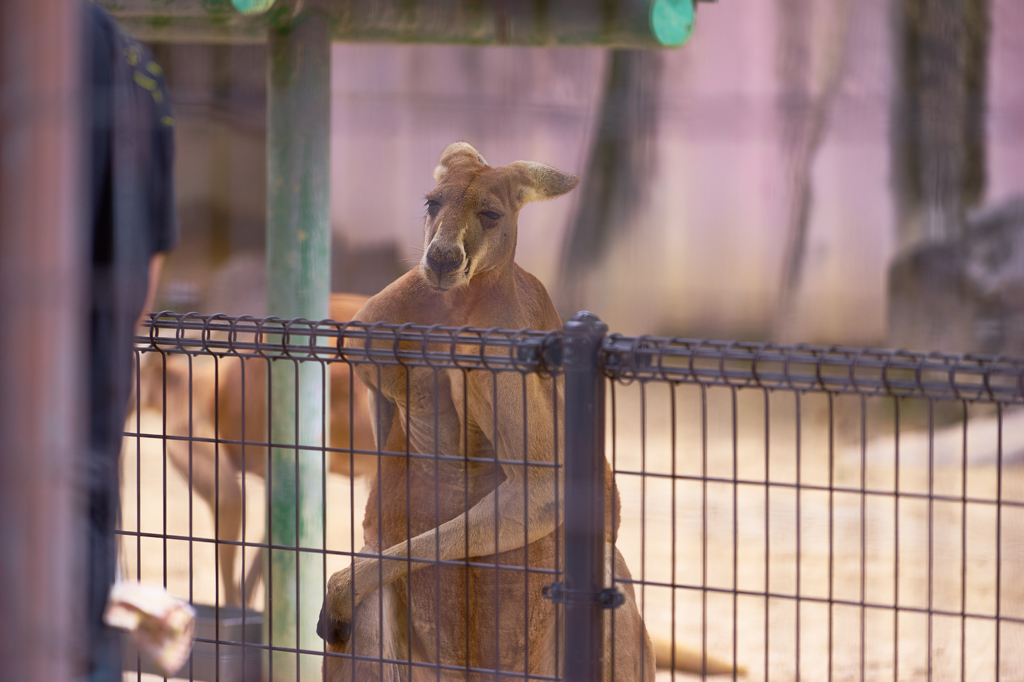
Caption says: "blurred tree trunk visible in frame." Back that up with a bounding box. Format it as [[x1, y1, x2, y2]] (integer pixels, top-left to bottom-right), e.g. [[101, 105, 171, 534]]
[[557, 49, 662, 317], [775, 0, 851, 331], [892, 0, 988, 247], [888, 0, 990, 351]]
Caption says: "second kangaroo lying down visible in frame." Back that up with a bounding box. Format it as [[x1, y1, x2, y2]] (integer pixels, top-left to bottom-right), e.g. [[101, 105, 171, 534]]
[[317, 143, 738, 680]]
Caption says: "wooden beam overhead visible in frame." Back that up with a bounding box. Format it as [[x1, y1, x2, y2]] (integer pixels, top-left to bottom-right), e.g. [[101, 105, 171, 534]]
[[103, 0, 707, 47]]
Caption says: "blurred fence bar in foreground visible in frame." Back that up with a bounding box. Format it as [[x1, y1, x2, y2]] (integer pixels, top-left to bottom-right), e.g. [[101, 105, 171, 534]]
[[0, 0, 85, 679]]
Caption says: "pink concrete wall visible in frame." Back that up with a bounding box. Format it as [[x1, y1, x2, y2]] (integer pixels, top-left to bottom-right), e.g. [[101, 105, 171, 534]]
[[329, 0, 1024, 345]]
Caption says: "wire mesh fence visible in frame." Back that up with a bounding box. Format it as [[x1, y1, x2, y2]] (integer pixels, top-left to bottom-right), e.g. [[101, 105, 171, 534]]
[[121, 310, 1024, 681]]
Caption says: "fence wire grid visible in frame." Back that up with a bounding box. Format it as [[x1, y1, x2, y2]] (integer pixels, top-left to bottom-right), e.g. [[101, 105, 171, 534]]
[[120, 310, 1024, 682]]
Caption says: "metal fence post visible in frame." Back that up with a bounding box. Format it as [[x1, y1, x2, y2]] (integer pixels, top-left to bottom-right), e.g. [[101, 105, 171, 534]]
[[562, 311, 609, 681]]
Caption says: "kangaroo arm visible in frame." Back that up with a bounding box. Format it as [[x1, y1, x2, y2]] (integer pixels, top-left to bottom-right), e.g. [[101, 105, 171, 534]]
[[365, 385, 396, 452], [343, 464, 560, 606], [341, 370, 563, 607]]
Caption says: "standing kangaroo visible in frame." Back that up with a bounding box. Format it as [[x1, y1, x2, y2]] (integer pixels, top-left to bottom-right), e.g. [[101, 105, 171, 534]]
[[317, 143, 737, 680]]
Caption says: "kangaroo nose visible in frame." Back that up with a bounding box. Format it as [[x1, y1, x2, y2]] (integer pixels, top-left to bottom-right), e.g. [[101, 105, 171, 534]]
[[426, 244, 463, 276]]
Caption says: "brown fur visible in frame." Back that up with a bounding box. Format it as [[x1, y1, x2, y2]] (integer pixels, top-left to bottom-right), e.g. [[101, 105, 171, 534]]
[[136, 293, 377, 606], [318, 143, 661, 681]]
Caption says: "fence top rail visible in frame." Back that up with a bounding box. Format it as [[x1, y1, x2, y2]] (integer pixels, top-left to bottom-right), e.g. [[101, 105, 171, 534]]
[[603, 335, 1024, 403], [136, 311, 563, 374], [135, 312, 1024, 403]]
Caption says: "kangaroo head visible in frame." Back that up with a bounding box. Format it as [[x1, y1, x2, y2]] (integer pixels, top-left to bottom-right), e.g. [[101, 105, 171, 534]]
[[419, 142, 579, 292]]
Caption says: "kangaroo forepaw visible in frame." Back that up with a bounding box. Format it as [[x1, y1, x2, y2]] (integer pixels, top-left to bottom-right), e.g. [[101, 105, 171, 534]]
[[317, 602, 352, 646]]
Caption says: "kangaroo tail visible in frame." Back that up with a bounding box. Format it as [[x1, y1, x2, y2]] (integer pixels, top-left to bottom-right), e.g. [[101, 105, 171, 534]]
[[649, 634, 745, 676]]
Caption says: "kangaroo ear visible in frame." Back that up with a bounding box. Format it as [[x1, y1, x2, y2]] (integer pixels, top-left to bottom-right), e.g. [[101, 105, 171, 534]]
[[509, 161, 580, 205], [434, 142, 488, 182]]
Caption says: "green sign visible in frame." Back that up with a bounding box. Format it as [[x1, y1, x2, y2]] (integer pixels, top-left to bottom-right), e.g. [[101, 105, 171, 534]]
[[650, 0, 696, 47]]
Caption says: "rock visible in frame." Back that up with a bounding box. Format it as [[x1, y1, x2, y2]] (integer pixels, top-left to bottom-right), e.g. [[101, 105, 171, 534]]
[[888, 195, 1024, 355]]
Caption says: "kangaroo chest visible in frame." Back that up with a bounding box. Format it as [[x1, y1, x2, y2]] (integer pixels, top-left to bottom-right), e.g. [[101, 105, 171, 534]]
[[361, 379, 506, 548]]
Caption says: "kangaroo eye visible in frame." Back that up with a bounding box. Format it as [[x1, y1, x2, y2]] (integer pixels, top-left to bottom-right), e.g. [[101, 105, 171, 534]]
[[426, 199, 440, 218], [480, 211, 501, 221]]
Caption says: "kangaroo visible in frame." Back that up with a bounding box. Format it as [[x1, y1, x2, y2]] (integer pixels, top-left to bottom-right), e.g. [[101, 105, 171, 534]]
[[135, 293, 377, 606], [317, 143, 739, 680]]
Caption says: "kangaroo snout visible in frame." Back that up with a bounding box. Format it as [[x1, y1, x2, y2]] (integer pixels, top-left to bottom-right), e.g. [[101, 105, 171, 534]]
[[425, 243, 466, 278]]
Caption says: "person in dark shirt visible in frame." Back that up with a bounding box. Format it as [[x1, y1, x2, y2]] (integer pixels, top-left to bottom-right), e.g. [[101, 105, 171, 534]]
[[82, 5, 178, 679]]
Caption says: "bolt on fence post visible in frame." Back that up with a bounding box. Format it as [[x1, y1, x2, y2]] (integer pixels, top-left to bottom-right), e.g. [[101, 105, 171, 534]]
[[562, 311, 609, 681]]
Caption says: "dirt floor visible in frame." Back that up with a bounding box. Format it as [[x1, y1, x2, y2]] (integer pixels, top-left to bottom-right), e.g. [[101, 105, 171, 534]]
[[611, 384, 1024, 682], [120, 383, 1024, 681]]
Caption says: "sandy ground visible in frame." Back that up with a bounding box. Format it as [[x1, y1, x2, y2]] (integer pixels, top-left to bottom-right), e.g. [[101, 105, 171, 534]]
[[611, 384, 1024, 682], [120, 383, 1024, 681]]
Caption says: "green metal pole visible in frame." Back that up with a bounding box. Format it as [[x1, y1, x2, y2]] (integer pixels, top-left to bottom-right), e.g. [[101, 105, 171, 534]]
[[265, 2, 330, 679]]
